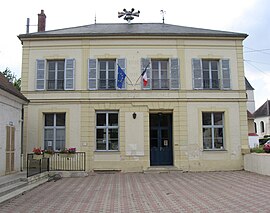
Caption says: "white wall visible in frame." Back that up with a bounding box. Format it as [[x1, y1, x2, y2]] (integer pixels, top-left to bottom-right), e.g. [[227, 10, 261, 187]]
[[254, 116, 270, 138], [0, 90, 24, 176]]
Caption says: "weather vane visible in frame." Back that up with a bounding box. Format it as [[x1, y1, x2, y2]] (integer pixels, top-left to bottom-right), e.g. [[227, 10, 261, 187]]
[[160, 10, 166, 24], [118, 8, 140, 24]]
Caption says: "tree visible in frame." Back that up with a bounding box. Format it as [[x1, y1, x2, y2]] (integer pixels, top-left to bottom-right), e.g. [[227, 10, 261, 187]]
[[1, 67, 21, 91]]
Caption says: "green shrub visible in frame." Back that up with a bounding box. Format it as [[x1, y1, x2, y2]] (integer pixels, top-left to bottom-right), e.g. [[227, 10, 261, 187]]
[[250, 145, 265, 153]]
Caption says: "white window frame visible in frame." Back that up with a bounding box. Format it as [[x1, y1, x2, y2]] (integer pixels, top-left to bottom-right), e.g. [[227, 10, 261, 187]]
[[202, 59, 219, 89], [44, 113, 66, 151], [47, 60, 65, 90], [151, 59, 169, 90], [96, 111, 119, 151], [202, 112, 225, 150], [98, 60, 116, 90]]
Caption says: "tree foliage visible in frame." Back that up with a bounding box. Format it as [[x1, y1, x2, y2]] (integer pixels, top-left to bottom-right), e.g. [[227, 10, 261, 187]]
[[1, 67, 21, 91]]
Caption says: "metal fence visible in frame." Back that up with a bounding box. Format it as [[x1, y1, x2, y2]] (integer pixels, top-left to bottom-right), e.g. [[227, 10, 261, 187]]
[[49, 152, 86, 171], [27, 152, 85, 177], [27, 154, 49, 177]]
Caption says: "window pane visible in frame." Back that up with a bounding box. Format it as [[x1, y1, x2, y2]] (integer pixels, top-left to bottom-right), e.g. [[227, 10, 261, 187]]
[[109, 113, 118, 126], [48, 71, 55, 80], [152, 61, 158, 70], [97, 113, 106, 126], [100, 71, 106, 79], [202, 60, 209, 70], [108, 61, 115, 70], [214, 113, 223, 125], [108, 129, 118, 150], [45, 114, 54, 126], [57, 71, 64, 80], [202, 113, 211, 125], [56, 114, 65, 126], [203, 128, 212, 149], [48, 62, 55, 71], [44, 129, 54, 150], [214, 128, 223, 149], [161, 61, 167, 70], [56, 129, 65, 151], [99, 61, 106, 70], [96, 129, 106, 150], [57, 61, 64, 71], [211, 61, 218, 70]]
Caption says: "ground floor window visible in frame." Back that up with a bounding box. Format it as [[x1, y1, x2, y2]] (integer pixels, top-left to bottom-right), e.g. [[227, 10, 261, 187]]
[[96, 111, 119, 151], [44, 113, 65, 151], [202, 112, 224, 150]]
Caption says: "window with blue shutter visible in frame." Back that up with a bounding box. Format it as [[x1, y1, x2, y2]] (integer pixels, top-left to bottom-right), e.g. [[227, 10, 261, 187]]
[[36, 59, 45, 90], [65, 59, 75, 90], [221, 59, 231, 89], [117, 58, 126, 90], [36, 59, 76, 91], [192, 59, 203, 89], [170, 58, 180, 89], [88, 59, 97, 90], [192, 58, 231, 90]]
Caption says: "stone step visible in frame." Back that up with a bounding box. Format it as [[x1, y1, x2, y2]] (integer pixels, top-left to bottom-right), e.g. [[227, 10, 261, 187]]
[[144, 166, 182, 174], [0, 181, 28, 197], [0, 178, 48, 204]]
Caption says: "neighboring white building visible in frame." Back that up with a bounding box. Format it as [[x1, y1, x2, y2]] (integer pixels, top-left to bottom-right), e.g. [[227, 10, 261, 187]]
[[245, 78, 258, 148], [254, 100, 270, 138], [0, 73, 28, 176], [245, 77, 255, 114]]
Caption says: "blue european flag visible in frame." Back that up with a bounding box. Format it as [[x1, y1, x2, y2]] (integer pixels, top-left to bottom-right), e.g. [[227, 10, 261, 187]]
[[117, 65, 126, 89]]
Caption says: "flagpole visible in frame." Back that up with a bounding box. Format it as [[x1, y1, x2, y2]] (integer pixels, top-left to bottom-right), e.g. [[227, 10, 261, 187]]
[[134, 62, 150, 86], [117, 63, 134, 87]]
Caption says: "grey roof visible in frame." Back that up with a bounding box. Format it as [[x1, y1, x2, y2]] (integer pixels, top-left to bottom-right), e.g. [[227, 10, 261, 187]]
[[254, 100, 270, 118], [245, 77, 254, 90], [0, 73, 28, 102], [18, 23, 248, 39]]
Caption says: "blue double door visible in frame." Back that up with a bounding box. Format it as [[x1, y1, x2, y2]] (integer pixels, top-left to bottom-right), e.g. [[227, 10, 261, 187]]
[[150, 113, 173, 166]]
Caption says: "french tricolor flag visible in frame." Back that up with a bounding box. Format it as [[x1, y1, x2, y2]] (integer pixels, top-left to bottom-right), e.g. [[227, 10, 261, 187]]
[[141, 63, 150, 86]]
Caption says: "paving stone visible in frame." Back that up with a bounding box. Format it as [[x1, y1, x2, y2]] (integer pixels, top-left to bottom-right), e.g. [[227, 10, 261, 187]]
[[0, 171, 269, 212]]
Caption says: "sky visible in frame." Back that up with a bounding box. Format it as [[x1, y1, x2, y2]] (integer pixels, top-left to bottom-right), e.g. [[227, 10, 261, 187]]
[[0, 0, 269, 110]]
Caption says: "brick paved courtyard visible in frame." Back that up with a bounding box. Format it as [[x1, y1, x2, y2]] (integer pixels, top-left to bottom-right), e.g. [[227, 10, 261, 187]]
[[1, 171, 269, 212]]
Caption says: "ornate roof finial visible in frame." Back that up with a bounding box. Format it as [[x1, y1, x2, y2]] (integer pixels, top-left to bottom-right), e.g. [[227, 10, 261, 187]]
[[118, 8, 140, 24]]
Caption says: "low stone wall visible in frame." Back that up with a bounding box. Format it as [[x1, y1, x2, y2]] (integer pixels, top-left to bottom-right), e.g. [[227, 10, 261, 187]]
[[244, 153, 270, 176]]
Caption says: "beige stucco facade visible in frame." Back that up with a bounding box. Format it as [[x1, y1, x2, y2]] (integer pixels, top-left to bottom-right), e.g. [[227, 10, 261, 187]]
[[20, 34, 249, 172]]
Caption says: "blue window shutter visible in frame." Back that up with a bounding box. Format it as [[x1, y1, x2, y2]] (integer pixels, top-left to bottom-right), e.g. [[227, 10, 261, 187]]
[[117, 58, 126, 90], [192, 59, 203, 89], [221, 59, 231, 89], [88, 59, 97, 90], [36, 59, 45, 90], [64, 59, 75, 90], [170, 58, 179, 89], [141, 58, 151, 89]]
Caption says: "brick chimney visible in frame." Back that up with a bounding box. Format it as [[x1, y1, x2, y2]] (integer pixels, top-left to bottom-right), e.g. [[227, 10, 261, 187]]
[[38, 10, 46, 32]]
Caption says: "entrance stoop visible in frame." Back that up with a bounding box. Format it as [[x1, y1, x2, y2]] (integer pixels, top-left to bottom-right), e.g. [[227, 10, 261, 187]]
[[144, 166, 182, 174]]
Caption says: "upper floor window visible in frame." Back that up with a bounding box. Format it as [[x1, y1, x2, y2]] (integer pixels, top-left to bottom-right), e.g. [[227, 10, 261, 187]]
[[99, 60, 116, 90], [141, 58, 179, 90], [88, 58, 126, 90], [48, 60, 65, 90], [192, 59, 230, 90], [36, 59, 75, 91]]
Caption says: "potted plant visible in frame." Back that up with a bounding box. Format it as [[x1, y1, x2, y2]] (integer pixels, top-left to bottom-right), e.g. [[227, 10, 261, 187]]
[[59, 147, 76, 158], [44, 149, 54, 158], [32, 147, 43, 160]]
